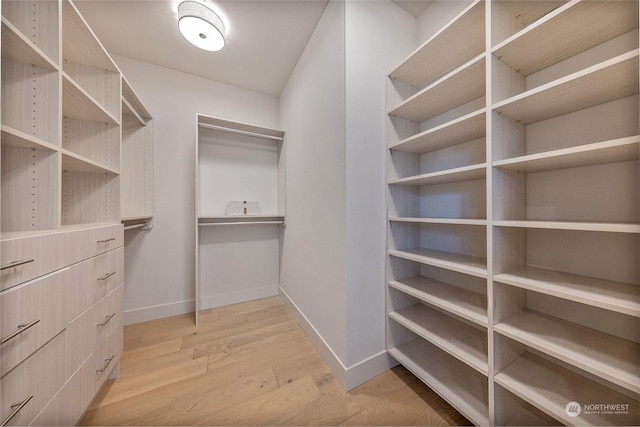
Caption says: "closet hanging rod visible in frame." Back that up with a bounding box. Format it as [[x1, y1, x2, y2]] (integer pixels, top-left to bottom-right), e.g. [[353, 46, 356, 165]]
[[199, 221, 284, 226], [198, 123, 284, 141], [124, 222, 147, 231], [122, 97, 147, 126]]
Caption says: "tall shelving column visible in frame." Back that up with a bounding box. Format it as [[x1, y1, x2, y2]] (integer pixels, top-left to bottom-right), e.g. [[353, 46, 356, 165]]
[[195, 114, 285, 326], [490, 1, 640, 425], [385, 1, 490, 424], [121, 76, 153, 229], [61, 0, 121, 227]]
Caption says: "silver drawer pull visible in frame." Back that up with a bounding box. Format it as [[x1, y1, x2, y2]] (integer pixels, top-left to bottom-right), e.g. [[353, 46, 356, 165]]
[[1, 319, 40, 344], [1, 395, 33, 426], [97, 237, 116, 244], [96, 355, 115, 373], [97, 271, 116, 281], [97, 313, 116, 327], [1, 259, 35, 271]]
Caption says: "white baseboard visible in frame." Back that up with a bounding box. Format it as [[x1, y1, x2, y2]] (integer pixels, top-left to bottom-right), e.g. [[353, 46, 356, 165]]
[[200, 286, 278, 310], [124, 286, 278, 325], [124, 299, 193, 325], [279, 286, 396, 391]]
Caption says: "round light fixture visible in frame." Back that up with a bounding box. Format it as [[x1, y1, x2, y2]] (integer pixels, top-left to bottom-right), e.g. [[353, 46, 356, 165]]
[[178, 1, 225, 52]]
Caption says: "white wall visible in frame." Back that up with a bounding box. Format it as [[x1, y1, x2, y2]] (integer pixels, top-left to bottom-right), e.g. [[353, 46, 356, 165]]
[[279, 0, 417, 390], [113, 55, 280, 324], [278, 0, 349, 370]]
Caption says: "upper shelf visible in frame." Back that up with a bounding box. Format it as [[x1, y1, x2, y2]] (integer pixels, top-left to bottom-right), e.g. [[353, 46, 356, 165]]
[[493, 0, 638, 76], [390, 55, 485, 123], [493, 135, 640, 172], [493, 50, 639, 123], [388, 163, 486, 187], [389, 0, 484, 88], [62, 73, 120, 125], [62, 0, 119, 72], [1, 17, 58, 70], [1, 125, 58, 152], [122, 76, 152, 122], [62, 149, 119, 174], [389, 248, 487, 279], [390, 109, 486, 154], [198, 114, 285, 142]]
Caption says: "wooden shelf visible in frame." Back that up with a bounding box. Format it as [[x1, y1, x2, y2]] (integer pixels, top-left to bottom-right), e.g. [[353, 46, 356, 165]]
[[493, 0, 638, 76], [495, 310, 640, 394], [493, 135, 640, 172], [389, 248, 487, 278], [494, 220, 640, 234], [388, 339, 489, 426], [1, 17, 58, 70], [122, 77, 152, 121], [493, 50, 639, 123], [62, 0, 118, 72], [494, 266, 640, 317], [389, 304, 487, 374], [389, 217, 486, 226], [390, 55, 485, 123], [199, 215, 284, 223], [389, 0, 484, 88], [62, 73, 119, 125], [390, 109, 486, 153], [121, 215, 153, 223], [388, 163, 486, 187], [495, 351, 639, 426], [61, 149, 119, 174], [389, 276, 487, 326], [1, 125, 58, 151]]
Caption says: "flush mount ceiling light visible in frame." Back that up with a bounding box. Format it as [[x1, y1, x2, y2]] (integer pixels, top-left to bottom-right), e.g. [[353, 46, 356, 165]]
[[178, 1, 225, 51]]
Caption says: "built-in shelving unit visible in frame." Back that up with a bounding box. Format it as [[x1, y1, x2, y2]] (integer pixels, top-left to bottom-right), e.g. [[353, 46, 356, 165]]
[[1, 1, 149, 425], [195, 114, 286, 325], [386, 0, 640, 425]]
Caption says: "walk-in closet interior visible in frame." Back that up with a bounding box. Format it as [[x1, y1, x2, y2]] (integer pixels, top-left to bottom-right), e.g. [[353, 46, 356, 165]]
[[1, 0, 638, 425]]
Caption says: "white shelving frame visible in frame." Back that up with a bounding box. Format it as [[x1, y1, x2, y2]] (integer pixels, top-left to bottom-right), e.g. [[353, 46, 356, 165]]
[[385, 1, 640, 425], [194, 114, 286, 326]]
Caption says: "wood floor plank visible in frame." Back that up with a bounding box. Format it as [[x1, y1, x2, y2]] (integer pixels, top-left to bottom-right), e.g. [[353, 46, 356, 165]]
[[81, 297, 469, 426]]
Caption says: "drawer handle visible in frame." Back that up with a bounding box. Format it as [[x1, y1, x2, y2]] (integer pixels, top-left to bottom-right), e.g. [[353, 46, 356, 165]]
[[1, 395, 33, 426], [97, 271, 116, 281], [97, 313, 116, 327], [97, 237, 116, 244], [1, 259, 35, 271], [1, 319, 40, 344], [96, 355, 115, 373]]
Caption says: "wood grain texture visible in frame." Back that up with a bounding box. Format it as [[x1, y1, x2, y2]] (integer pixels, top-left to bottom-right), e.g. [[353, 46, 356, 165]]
[[80, 297, 470, 426]]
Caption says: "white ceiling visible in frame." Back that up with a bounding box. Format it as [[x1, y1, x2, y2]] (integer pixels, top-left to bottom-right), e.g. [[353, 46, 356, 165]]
[[75, 0, 432, 98], [75, 0, 329, 97]]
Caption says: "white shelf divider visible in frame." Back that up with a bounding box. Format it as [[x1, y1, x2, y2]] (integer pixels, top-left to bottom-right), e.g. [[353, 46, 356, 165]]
[[494, 266, 640, 317], [494, 220, 640, 234], [389, 217, 486, 226], [389, 276, 487, 326], [61, 149, 119, 174], [1, 17, 58, 70], [495, 310, 640, 394], [388, 163, 486, 187], [62, 73, 120, 125], [389, 304, 488, 375], [1, 125, 58, 151], [389, 248, 487, 279]]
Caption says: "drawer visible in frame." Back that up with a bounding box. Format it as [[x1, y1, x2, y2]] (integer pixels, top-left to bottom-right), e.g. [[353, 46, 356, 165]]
[[65, 284, 123, 379], [0, 270, 69, 376], [93, 325, 123, 391], [1, 233, 64, 291], [1, 224, 123, 291], [0, 332, 66, 427], [33, 350, 96, 426], [95, 284, 124, 347], [66, 246, 124, 321]]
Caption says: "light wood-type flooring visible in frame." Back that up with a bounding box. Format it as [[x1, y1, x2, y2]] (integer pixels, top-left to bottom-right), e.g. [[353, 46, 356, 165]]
[[81, 297, 470, 426]]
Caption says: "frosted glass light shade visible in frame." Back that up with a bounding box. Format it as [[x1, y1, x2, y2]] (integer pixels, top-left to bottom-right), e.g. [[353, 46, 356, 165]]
[[178, 1, 225, 51]]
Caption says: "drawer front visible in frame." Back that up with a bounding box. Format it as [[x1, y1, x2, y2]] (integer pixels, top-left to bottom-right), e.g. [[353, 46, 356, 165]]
[[1, 233, 64, 291], [0, 331, 66, 427], [1, 224, 123, 291], [0, 270, 69, 376], [95, 284, 124, 347], [66, 246, 124, 322], [93, 325, 123, 391], [65, 304, 96, 381]]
